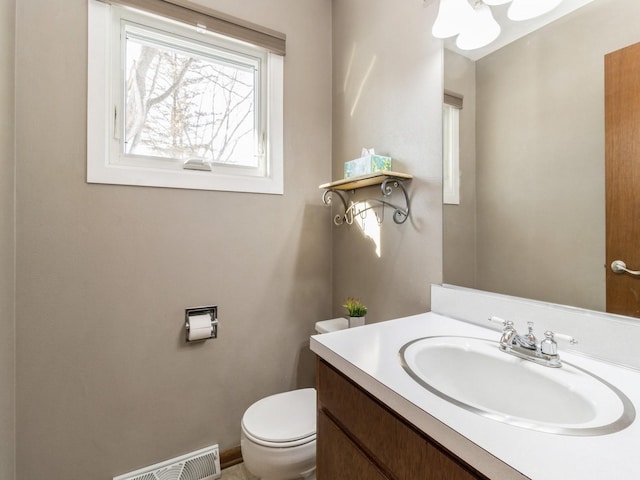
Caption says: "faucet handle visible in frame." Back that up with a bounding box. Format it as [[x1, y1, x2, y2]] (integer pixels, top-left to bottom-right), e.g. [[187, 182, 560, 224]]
[[554, 332, 578, 345], [488, 316, 509, 328], [540, 331, 578, 356], [540, 331, 557, 356], [524, 321, 537, 344]]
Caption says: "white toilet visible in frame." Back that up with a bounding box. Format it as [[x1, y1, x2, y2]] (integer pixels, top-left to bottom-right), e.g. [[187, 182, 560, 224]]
[[241, 388, 317, 480], [240, 318, 348, 480]]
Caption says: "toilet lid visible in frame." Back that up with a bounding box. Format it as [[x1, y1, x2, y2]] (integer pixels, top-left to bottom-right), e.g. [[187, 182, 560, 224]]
[[242, 388, 316, 445]]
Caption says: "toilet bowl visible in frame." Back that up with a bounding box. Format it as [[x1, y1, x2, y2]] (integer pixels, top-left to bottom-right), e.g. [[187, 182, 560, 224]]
[[240, 388, 317, 480], [240, 320, 347, 479]]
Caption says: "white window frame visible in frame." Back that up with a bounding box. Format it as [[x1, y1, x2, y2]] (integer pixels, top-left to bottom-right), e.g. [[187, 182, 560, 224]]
[[87, 0, 283, 194], [443, 103, 460, 205]]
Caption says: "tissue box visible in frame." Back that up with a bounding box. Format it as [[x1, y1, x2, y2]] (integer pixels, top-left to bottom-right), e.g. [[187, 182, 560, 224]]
[[344, 154, 392, 178]]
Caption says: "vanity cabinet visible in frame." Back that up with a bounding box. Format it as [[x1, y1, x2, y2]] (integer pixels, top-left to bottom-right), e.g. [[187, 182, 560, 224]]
[[316, 359, 489, 480]]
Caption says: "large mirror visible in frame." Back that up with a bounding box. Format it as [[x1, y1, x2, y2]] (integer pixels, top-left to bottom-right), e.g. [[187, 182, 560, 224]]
[[443, 0, 640, 312]]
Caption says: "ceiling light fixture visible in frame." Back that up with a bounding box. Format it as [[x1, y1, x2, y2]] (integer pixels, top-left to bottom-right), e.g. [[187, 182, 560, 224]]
[[431, 0, 564, 51], [456, 2, 501, 50], [432, 0, 475, 38]]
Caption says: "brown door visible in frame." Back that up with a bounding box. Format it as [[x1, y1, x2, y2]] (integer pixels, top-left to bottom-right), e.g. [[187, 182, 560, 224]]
[[605, 42, 640, 317]]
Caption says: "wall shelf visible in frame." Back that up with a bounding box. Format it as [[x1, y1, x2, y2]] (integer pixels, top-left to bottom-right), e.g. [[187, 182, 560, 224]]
[[319, 171, 413, 226]]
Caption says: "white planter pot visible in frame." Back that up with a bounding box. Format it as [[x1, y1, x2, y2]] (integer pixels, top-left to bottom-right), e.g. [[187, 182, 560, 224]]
[[348, 316, 365, 328]]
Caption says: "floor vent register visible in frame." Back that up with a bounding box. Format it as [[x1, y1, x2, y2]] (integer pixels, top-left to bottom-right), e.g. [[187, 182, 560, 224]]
[[114, 445, 221, 480]]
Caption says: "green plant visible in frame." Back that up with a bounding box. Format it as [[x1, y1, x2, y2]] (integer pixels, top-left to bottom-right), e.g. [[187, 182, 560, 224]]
[[343, 297, 367, 317]]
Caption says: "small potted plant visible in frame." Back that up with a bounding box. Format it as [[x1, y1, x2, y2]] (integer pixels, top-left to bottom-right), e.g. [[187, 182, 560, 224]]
[[343, 297, 367, 328]]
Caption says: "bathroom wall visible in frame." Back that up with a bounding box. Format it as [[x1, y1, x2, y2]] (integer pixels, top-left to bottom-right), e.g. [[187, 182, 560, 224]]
[[0, 0, 15, 479], [15, 0, 332, 478], [331, 0, 443, 322], [443, 49, 476, 289], [475, 0, 640, 310]]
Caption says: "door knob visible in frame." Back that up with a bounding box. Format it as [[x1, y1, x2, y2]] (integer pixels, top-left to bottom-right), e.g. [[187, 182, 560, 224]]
[[611, 260, 640, 276]]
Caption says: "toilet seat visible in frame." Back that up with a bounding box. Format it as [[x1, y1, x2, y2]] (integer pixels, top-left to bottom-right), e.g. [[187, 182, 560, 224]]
[[241, 388, 316, 448]]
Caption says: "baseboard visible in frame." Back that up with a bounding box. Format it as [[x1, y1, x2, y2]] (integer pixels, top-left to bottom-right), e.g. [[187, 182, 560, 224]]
[[220, 446, 243, 470]]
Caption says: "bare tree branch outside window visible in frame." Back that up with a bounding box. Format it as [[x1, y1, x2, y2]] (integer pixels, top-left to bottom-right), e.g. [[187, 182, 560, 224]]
[[124, 36, 257, 167]]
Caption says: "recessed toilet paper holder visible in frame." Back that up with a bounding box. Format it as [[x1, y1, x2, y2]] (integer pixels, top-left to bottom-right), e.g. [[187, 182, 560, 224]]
[[185, 305, 218, 342]]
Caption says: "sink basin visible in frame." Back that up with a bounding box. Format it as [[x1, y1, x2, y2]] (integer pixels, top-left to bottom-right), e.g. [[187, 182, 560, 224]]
[[399, 336, 635, 436]]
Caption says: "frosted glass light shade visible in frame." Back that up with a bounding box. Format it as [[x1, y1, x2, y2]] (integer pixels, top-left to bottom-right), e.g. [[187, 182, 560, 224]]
[[432, 0, 475, 39], [508, 0, 563, 21], [483, 0, 512, 5], [456, 3, 501, 50]]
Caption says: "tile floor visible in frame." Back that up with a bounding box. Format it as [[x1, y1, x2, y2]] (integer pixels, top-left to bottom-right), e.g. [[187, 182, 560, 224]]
[[220, 463, 258, 480]]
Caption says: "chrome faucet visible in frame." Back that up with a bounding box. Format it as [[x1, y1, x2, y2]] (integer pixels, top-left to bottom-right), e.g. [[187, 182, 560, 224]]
[[489, 316, 577, 368]]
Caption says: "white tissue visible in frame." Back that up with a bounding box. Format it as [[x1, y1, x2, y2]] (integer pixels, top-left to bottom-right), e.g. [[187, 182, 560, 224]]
[[361, 147, 375, 156], [187, 313, 213, 341]]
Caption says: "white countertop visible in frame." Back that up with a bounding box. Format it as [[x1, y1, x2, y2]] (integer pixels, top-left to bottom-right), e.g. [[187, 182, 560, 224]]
[[310, 313, 640, 480]]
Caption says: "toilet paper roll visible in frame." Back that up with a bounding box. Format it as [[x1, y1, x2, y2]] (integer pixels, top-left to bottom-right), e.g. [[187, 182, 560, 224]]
[[187, 313, 213, 341]]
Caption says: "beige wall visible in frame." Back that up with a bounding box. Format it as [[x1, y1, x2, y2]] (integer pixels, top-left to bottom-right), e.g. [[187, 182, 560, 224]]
[[443, 50, 476, 289], [0, 0, 15, 479], [474, 0, 640, 311], [331, 0, 443, 322], [15, 0, 332, 478]]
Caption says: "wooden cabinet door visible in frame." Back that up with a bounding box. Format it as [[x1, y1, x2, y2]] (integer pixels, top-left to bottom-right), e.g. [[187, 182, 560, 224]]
[[317, 410, 390, 480], [317, 359, 488, 480], [605, 41, 640, 317]]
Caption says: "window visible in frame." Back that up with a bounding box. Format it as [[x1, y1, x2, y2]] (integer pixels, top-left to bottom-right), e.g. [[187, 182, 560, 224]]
[[88, 0, 284, 194], [443, 95, 461, 205]]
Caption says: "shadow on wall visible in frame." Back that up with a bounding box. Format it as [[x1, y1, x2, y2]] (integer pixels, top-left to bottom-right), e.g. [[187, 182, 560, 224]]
[[292, 204, 332, 388], [272, 202, 332, 388], [295, 339, 317, 389]]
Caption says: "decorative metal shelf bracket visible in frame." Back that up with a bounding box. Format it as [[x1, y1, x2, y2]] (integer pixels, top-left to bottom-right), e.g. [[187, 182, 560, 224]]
[[322, 189, 350, 225], [321, 176, 411, 226]]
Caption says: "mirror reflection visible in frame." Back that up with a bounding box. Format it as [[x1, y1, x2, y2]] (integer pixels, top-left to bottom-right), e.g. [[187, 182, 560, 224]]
[[443, 0, 640, 313]]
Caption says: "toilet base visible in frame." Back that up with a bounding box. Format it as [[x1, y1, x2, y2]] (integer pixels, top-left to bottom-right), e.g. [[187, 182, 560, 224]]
[[240, 430, 316, 480]]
